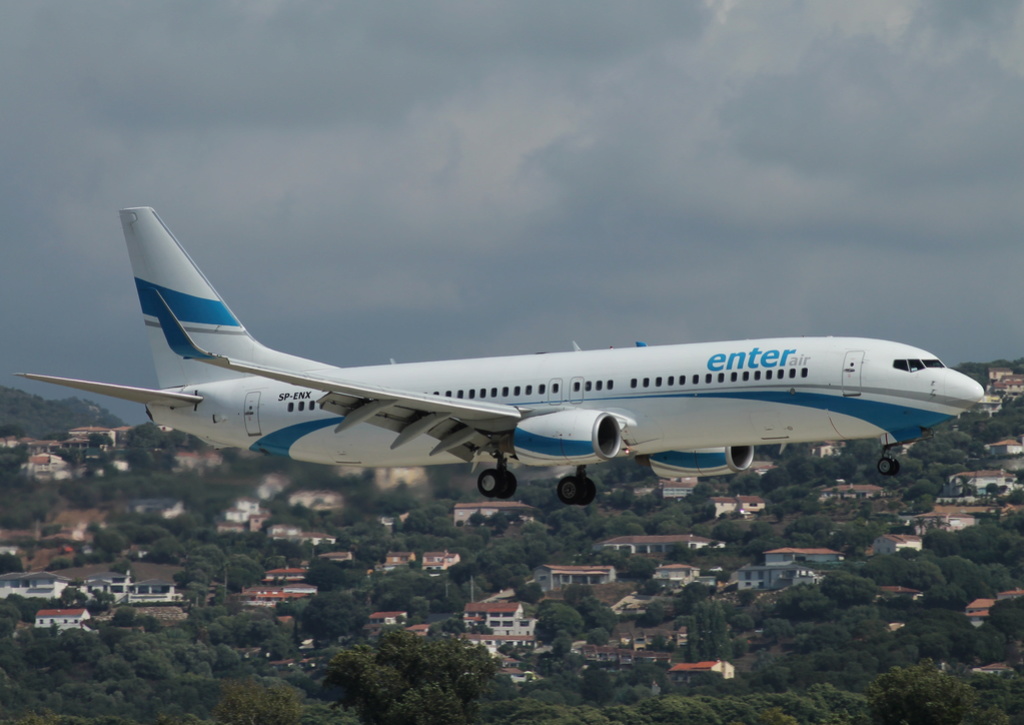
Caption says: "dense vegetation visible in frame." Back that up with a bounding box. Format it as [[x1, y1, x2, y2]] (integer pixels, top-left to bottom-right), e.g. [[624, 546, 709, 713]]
[[4, 371, 1024, 723]]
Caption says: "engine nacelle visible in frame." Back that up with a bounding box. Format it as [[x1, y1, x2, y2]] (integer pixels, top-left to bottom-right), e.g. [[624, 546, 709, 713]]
[[510, 409, 622, 464], [637, 446, 755, 478]]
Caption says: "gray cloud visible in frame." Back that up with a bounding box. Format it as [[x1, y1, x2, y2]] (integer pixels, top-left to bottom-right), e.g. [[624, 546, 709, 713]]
[[3, 1, 1024, 424]]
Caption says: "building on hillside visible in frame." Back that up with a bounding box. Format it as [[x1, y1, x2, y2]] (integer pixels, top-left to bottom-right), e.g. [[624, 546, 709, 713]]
[[659, 478, 699, 499], [819, 483, 885, 500], [21, 453, 71, 481], [943, 470, 1019, 498], [129, 579, 182, 603], [879, 586, 923, 601], [532, 564, 616, 592], [911, 511, 976, 534], [652, 564, 700, 589], [711, 496, 766, 517], [459, 632, 536, 654], [128, 498, 186, 519], [809, 442, 842, 458], [986, 440, 1024, 457], [267, 525, 336, 546], [574, 644, 672, 667], [365, 611, 407, 637], [422, 551, 460, 572], [732, 562, 822, 591], [463, 602, 536, 637], [763, 548, 843, 566], [318, 551, 355, 563], [287, 490, 344, 511], [378, 552, 416, 571], [668, 660, 734, 683], [263, 568, 308, 583], [0, 571, 72, 599], [84, 571, 132, 602], [871, 534, 923, 555], [34, 608, 90, 631], [973, 663, 1015, 676], [240, 583, 317, 607], [593, 534, 720, 555], [452, 501, 537, 526], [966, 598, 996, 627]]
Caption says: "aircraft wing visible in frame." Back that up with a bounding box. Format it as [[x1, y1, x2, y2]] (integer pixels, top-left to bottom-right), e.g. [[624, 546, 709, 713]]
[[15, 373, 203, 407], [204, 356, 521, 461], [142, 286, 521, 460]]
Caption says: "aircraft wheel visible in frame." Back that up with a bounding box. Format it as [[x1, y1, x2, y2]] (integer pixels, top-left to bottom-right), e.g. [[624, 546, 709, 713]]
[[877, 457, 900, 476], [496, 471, 517, 499], [557, 476, 580, 505], [477, 469, 501, 498], [576, 478, 597, 506]]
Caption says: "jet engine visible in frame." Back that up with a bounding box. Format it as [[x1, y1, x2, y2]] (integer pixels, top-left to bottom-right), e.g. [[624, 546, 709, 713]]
[[509, 409, 622, 464], [636, 446, 755, 477]]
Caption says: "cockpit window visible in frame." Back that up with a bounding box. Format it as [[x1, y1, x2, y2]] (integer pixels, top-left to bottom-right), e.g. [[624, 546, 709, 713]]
[[893, 358, 945, 372]]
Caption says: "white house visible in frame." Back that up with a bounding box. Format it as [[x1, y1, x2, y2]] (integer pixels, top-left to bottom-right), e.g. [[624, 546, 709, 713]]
[[668, 660, 735, 683], [763, 548, 843, 566], [593, 534, 720, 554], [533, 565, 616, 592], [659, 478, 699, 499], [872, 534, 923, 555], [129, 578, 182, 603], [422, 551, 461, 571], [463, 601, 536, 637], [943, 470, 1018, 498], [0, 571, 72, 599], [35, 608, 90, 631], [652, 564, 700, 589], [733, 563, 822, 591], [84, 571, 133, 602]]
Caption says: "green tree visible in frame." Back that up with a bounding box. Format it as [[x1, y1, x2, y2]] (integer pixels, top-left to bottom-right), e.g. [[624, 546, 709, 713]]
[[324, 630, 498, 725], [866, 660, 976, 725], [212, 678, 303, 725]]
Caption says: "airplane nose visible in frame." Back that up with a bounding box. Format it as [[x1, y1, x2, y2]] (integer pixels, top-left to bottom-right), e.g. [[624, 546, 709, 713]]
[[947, 371, 984, 410]]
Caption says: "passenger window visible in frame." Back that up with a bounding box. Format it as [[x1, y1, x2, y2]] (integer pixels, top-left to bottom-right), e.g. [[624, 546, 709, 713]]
[[743, 371, 749, 381], [514, 386, 521, 396], [754, 371, 761, 381], [457, 390, 464, 398], [766, 370, 773, 380], [573, 381, 581, 392], [654, 377, 661, 387], [789, 368, 796, 379], [730, 372, 738, 382], [446, 391, 452, 397], [491, 388, 498, 397], [479, 389, 486, 399], [502, 386, 509, 396], [288, 402, 294, 412], [667, 376, 674, 386], [631, 378, 638, 389], [643, 377, 650, 388], [595, 380, 603, 391], [526, 385, 532, 395], [469, 390, 475, 399], [705, 374, 712, 384], [552, 383, 559, 393], [539, 384, 546, 394], [584, 381, 592, 392], [801, 368, 809, 378], [718, 373, 725, 383], [693, 375, 699, 385], [607, 381, 614, 390]]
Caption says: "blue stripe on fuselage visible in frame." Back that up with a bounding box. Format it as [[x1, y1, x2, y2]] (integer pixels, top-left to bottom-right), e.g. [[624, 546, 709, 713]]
[[250, 418, 342, 457]]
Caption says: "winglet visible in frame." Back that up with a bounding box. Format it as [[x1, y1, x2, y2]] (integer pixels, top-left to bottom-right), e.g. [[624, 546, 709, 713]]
[[139, 287, 220, 361]]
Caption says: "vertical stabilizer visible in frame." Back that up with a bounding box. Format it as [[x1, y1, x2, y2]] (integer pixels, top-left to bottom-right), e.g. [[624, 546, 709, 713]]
[[120, 207, 259, 388]]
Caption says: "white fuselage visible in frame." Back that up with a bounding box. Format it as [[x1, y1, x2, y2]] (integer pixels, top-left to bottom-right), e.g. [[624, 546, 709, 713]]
[[150, 336, 983, 467]]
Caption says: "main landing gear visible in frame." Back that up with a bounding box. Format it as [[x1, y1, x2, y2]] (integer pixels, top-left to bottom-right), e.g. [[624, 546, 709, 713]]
[[556, 465, 597, 506], [477, 454, 517, 500], [877, 445, 901, 476]]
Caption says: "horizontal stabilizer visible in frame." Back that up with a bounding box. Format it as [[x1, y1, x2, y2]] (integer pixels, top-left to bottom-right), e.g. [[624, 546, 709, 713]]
[[16, 373, 203, 407]]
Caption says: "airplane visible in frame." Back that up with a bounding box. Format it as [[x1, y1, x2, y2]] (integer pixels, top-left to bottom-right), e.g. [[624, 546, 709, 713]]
[[19, 207, 984, 505]]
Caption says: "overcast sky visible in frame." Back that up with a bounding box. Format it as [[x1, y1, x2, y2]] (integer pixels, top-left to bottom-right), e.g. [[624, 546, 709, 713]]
[[4, 1, 1024, 424]]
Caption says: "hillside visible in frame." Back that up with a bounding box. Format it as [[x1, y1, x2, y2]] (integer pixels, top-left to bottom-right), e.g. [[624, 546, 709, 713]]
[[0, 385, 124, 438]]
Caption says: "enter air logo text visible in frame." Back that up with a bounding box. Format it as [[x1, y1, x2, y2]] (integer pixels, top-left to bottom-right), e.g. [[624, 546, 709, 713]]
[[707, 347, 809, 371]]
